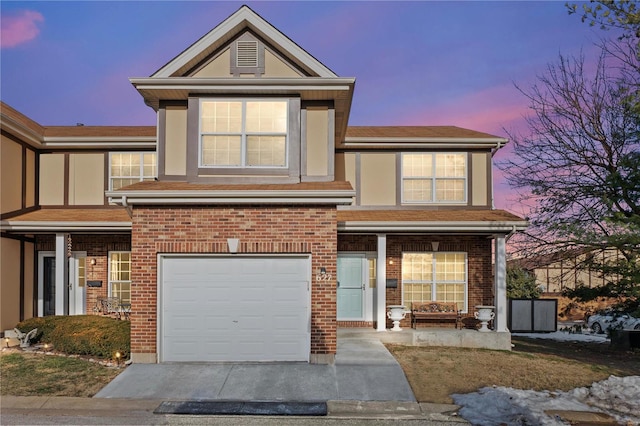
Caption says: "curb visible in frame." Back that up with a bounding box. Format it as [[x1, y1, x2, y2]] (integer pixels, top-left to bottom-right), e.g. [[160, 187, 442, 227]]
[[2, 396, 468, 421]]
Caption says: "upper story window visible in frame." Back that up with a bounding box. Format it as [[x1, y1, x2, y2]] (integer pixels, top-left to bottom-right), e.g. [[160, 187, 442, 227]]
[[401, 153, 466, 203], [110, 152, 157, 190], [199, 99, 288, 168]]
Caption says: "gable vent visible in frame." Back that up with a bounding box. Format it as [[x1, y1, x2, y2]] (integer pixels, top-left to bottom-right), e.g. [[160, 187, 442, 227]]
[[236, 41, 259, 68]]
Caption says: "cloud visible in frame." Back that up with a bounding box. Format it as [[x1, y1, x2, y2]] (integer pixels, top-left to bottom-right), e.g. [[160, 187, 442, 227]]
[[1, 10, 44, 49]]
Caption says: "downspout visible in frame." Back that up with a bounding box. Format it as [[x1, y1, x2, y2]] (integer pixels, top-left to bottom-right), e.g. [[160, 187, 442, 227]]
[[505, 225, 517, 242], [491, 139, 506, 209], [121, 196, 133, 218]]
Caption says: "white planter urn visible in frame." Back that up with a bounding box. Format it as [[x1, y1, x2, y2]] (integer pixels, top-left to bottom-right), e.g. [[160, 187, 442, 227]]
[[387, 305, 407, 331], [474, 305, 495, 332]]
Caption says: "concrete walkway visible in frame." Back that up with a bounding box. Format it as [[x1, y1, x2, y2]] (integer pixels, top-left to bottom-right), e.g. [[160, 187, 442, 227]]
[[94, 329, 415, 402]]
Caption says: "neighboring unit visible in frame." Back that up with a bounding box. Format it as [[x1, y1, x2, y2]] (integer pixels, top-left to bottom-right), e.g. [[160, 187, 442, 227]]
[[1, 6, 526, 363]]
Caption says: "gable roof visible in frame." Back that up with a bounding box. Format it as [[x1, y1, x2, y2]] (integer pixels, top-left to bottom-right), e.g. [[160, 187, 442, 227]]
[[152, 5, 337, 78]]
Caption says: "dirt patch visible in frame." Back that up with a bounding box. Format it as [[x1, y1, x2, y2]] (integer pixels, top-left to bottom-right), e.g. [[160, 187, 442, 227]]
[[387, 338, 639, 404]]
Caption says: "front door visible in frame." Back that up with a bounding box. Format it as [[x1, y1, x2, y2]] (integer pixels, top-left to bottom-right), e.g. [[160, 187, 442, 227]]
[[38, 251, 86, 316], [337, 255, 365, 319], [68, 253, 86, 315]]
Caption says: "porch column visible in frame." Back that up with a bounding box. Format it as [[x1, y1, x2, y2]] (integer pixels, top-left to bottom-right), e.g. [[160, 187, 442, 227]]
[[54, 233, 68, 315], [376, 233, 387, 331], [494, 235, 508, 332]]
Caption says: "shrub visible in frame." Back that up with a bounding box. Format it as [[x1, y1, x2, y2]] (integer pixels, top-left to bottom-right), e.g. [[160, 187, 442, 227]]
[[16, 315, 130, 360]]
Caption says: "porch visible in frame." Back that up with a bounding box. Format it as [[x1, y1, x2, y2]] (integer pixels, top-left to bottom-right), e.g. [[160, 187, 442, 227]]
[[339, 327, 512, 351]]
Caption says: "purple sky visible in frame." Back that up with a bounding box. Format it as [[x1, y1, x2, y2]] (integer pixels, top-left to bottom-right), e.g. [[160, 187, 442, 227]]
[[1, 1, 605, 215]]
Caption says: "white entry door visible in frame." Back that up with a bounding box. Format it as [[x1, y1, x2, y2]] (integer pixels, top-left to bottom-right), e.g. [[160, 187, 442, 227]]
[[337, 255, 365, 320], [68, 253, 86, 315], [160, 255, 310, 362]]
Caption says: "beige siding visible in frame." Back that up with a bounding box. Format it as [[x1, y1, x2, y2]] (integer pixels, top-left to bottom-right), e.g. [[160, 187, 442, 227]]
[[361, 153, 396, 206], [264, 50, 301, 77], [26, 149, 36, 208], [23, 242, 34, 320], [1, 136, 23, 213], [1, 238, 21, 331], [306, 108, 329, 176], [39, 154, 65, 205], [192, 49, 232, 77], [69, 153, 105, 205], [335, 153, 356, 186], [165, 106, 188, 176], [471, 153, 488, 207]]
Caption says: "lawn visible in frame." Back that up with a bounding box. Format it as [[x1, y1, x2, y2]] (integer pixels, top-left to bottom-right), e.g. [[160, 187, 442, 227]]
[[2, 336, 638, 401], [387, 336, 640, 404], [0, 351, 122, 397]]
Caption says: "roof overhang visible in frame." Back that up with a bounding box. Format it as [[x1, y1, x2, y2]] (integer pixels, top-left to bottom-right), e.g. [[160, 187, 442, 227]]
[[338, 220, 528, 234], [39, 137, 156, 150], [341, 137, 508, 150], [129, 77, 355, 110], [0, 221, 131, 233], [106, 188, 356, 206]]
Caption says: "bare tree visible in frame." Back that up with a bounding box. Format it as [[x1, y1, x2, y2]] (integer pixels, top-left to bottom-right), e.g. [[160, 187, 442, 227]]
[[500, 42, 640, 308]]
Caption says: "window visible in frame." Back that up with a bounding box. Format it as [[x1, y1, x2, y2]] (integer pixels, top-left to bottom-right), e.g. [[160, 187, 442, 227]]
[[200, 100, 288, 168], [109, 252, 131, 304], [402, 252, 467, 311], [402, 153, 466, 203], [110, 152, 157, 190]]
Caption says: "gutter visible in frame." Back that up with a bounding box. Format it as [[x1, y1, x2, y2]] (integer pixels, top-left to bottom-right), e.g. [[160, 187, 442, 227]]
[[106, 189, 357, 206], [338, 221, 528, 233]]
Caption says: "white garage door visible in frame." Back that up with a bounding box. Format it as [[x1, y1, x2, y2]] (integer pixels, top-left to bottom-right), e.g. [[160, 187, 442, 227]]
[[160, 256, 310, 362]]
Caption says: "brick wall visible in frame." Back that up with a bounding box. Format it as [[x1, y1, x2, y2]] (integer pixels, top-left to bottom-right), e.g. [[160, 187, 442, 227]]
[[131, 205, 337, 359], [338, 234, 494, 328]]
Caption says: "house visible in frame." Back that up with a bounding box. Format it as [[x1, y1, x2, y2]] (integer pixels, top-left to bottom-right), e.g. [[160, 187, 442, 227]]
[[509, 248, 624, 294], [0, 6, 526, 364]]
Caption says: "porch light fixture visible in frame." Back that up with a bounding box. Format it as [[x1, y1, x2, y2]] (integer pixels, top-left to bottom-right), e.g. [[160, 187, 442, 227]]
[[388, 259, 394, 265], [227, 238, 240, 254], [431, 241, 440, 252], [320, 267, 326, 275], [90, 258, 96, 266]]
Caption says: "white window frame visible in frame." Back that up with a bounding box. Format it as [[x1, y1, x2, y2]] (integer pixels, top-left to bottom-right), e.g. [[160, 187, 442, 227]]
[[401, 153, 467, 204], [108, 251, 131, 305], [109, 152, 157, 190], [198, 98, 289, 169], [401, 252, 468, 313]]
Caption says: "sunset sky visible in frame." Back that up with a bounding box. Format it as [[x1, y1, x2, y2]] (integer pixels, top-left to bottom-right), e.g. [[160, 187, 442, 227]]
[[1, 1, 609, 215]]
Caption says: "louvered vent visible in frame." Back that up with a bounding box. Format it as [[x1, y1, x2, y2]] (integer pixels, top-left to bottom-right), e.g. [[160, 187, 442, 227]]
[[236, 41, 259, 67]]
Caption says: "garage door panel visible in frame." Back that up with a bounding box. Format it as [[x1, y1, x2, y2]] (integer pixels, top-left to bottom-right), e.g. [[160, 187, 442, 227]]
[[161, 256, 310, 362]]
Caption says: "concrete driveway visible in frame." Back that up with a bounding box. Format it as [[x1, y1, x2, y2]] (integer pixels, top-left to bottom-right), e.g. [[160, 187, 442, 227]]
[[95, 329, 415, 402]]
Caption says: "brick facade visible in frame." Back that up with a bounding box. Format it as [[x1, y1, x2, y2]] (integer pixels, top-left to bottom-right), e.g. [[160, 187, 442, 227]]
[[338, 234, 494, 328], [130, 205, 337, 361]]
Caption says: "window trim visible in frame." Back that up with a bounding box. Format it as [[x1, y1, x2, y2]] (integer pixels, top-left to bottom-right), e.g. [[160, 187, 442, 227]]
[[109, 152, 157, 191], [401, 153, 467, 204], [108, 251, 131, 305], [401, 251, 468, 313], [198, 98, 290, 170]]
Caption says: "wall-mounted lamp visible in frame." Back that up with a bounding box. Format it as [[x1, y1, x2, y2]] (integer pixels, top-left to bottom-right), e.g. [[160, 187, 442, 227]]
[[388, 259, 394, 265], [431, 241, 440, 252], [320, 267, 327, 275], [227, 238, 239, 254], [90, 258, 96, 266]]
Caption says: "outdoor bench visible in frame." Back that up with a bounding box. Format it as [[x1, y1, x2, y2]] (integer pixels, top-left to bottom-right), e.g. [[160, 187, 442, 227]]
[[411, 301, 462, 329]]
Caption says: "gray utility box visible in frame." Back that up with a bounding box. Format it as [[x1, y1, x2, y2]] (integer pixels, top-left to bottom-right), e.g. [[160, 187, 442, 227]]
[[508, 299, 557, 333]]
